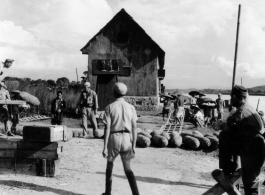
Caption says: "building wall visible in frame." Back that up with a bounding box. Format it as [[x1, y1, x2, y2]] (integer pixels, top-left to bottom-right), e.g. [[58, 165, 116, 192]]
[[86, 34, 158, 97]]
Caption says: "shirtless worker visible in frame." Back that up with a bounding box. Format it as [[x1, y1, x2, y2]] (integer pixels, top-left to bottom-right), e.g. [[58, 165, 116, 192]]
[[218, 85, 265, 195], [102, 82, 140, 195]]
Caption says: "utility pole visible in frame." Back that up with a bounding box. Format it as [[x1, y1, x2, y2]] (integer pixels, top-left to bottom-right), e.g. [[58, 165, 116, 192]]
[[230, 5, 241, 111], [76, 68, 78, 82], [231, 4, 241, 89]]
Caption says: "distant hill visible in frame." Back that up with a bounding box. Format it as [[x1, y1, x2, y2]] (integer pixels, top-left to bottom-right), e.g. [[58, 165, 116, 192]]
[[165, 88, 199, 94], [248, 85, 265, 92]]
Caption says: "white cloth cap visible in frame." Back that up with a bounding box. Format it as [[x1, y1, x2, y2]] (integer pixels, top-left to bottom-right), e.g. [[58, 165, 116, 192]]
[[84, 82, 91, 87], [114, 82, 127, 95]]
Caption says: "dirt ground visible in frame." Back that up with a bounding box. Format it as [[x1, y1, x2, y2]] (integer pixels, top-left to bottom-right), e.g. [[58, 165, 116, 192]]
[[0, 114, 221, 195]]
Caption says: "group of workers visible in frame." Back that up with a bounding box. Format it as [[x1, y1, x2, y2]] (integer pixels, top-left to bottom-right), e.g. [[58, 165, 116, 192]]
[[160, 85, 265, 194], [160, 91, 226, 128]]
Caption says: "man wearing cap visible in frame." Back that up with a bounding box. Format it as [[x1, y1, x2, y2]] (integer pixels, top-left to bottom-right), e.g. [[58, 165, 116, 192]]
[[0, 82, 12, 136], [218, 85, 265, 195], [76, 82, 99, 138], [216, 93, 225, 120], [102, 82, 140, 195]]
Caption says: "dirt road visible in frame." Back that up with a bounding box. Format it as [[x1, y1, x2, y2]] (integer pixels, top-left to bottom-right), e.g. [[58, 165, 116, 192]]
[[0, 115, 220, 195]]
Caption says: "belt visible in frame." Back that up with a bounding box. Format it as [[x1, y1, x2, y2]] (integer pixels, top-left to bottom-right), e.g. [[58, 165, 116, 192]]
[[111, 130, 130, 134], [82, 106, 93, 108]]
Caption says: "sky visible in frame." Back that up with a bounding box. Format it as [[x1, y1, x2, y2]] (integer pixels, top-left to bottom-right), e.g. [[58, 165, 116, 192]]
[[1, 0, 265, 89]]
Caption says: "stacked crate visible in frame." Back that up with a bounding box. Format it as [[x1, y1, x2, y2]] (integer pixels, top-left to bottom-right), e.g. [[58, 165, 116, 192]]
[[0, 125, 71, 177]]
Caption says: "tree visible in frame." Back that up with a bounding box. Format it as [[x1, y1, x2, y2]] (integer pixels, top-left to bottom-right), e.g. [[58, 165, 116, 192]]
[[56, 77, 70, 88], [47, 79, 56, 87]]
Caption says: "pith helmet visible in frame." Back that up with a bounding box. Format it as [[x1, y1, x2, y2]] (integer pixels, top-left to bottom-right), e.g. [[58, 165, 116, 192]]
[[84, 82, 91, 87], [114, 82, 127, 95]]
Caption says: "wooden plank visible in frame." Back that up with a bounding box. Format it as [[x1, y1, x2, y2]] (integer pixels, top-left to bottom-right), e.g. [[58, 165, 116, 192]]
[[0, 138, 21, 149], [0, 158, 38, 176], [41, 159, 46, 177], [0, 100, 26, 105], [18, 141, 64, 151], [18, 148, 62, 160], [0, 149, 17, 157], [203, 169, 242, 195], [0, 158, 60, 177]]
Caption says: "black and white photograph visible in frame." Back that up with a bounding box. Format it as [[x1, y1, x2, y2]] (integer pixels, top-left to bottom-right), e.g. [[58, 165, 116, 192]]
[[0, 0, 265, 194]]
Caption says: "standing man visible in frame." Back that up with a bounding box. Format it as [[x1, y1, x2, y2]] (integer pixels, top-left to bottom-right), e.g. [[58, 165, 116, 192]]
[[160, 94, 172, 121], [216, 93, 225, 120], [10, 90, 21, 135], [102, 82, 140, 195], [173, 92, 186, 124], [218, 85, 265, 195], [0, 82, 12, 136], [76, 82, 99, 138], [51, 91, 66, 125]]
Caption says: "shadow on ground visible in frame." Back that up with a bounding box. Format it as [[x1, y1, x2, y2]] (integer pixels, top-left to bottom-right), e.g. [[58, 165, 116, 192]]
[[0, 180, 84, 195], [96, 172, 212, 189]]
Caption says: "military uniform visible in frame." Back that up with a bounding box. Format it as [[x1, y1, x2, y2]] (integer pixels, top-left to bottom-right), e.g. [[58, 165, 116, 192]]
[[219, 86, 265, 195], [77, 85, 99, 137], [102, 82, 139, 195]]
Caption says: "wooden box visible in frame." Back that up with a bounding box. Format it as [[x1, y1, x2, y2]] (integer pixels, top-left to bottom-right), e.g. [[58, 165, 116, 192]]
[[23, 125, 67, 142], [0, 137, 63, 160], [0, 157, 61, 177]]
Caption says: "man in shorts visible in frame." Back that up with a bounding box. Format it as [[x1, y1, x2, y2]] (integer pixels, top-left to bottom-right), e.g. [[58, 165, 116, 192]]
[[102, 82, 140, 195]]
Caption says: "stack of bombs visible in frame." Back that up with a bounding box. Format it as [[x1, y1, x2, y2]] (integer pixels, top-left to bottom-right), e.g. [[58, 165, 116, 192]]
[[181, 131, 219, 150], [136, 128, 219, 150], [136, 128, 183, 148]]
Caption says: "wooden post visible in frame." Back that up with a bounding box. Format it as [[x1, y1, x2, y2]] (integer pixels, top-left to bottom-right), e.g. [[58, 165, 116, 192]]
[[42, 159, 46, 177], [230, 4, 241, 111], [231, 4, 241, 89], [76, 68, 78, 82]]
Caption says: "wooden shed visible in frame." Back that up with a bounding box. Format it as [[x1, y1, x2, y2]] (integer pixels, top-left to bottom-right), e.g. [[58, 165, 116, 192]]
[[81, 8, 165, 111]]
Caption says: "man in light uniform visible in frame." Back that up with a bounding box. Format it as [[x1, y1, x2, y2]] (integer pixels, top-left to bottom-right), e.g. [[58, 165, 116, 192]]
[[102, 82, 140, 195], [76, 82, 99, 138], [216, 93, 225, 120], [218, 85, 265, 195]]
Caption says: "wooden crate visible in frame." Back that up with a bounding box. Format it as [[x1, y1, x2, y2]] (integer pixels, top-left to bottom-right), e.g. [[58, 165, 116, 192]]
[[23, 125, 68, 142], [0, 137, 63, 160], [0, 157, 61, 177]]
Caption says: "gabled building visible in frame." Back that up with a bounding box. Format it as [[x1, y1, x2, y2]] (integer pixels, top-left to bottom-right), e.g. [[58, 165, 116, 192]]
[[81, 8, 165, 111]]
